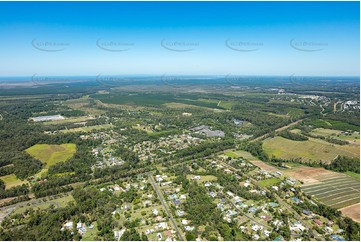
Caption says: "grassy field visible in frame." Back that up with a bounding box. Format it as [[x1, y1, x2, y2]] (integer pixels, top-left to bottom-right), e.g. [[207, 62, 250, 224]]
[[263, 136, 359, 163], [59, 124, 113, 133], [81, 222, 98, 241], [310, 128, 360, 143], [132, 124, 154, 134], [224, 151, 239, 158], [345, 171, 360, 179], [186, 175, 217, 184], [26, 143, 76, 168], [42, 116, 95, 125], [13, 194, 75, 214], [65, 96, 106, 115], [306, 119, 359, 132], [217, 100, 236, 110], [0, 174, 28, 189], [258, 178, 281, 187], [91, 93, 226, 110], [163, 102, 224, 112], [224, 150, 258, 161], [301, 175, 360, 209], [268, 113, 289, 118]]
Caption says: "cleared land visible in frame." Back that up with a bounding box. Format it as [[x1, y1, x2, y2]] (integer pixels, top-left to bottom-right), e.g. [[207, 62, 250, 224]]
[[59, 124, 113, 133], [0, 174, 28, 189], [263, 136, 359, 163], [81, 222, 98, 241], [13, 194, 74, 215], [65, 96, 106, 115], [226, 150, 258, 161], [163, 102, 223, 112], [310, 128, 360, 145], [26, 143, 76, 168], [250, 160, 280, 173], [132, 124, 154, 134], [224, 151, 239, 159], [282, 165, 343, 184], [42, 116, 95, 125], [339, 203, 360, 223], [258, 178, 281, 187], [186, 175, 217, 184]]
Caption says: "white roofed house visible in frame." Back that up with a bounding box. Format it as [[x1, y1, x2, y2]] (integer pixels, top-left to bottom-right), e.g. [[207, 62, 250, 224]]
[[152, 208, 159, 216], [114, 229, 126, 240], [155, 222, 168, 230]]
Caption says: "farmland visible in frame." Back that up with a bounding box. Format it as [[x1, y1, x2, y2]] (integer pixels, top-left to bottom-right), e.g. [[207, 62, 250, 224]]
[[340, 204, 360, 223], [310, 128, 360, 144], [0, 77, 359, 241], [25, 144, 76, 168], [263, 136, 359, 162], [301, 175, 360, 209]]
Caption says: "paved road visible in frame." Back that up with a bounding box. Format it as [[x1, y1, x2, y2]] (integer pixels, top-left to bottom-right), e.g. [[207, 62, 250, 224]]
[[147, 173, 184, 241]]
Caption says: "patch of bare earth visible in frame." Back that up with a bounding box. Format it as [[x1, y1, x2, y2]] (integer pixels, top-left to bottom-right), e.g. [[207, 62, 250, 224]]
[[340, 203, 360, 222], [250, 160, 280, 173], [283, 166, 344, 185]]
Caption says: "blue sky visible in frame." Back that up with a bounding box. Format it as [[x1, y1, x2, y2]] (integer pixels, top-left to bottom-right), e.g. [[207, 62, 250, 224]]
[[0, 1, 359, 76]]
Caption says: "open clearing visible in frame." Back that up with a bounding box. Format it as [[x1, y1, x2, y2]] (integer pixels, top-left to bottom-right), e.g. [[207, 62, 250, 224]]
[[186, 175, 217, 184], [224, 150, 258, 160], [26, 143, 76, 168], [59, 124, 113, 133], [339, 203, 360, 222], [81, 222, 98, 241], [132, 124, 154, 134], [42, 116, 95, 125], [163, 102, 223, 112], [13, 194, 74, 215], [263, 136, 359, 163], [224, 151, 239, 158], [258, 178, 281, 187], [250, 160, 280, 173], [0, 174, 28, 189], [65, 96, 106, 115], [282, 165, 345, 184], [310, 128, 360, 145]]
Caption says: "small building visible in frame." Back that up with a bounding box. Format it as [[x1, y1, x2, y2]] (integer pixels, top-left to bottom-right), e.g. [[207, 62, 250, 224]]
[[313, 219, 323, 226], [268, 202, 279, 208], [291, 197, 301, 204], [177, 210, 185, 217], [152, 209, 159, 216], [331, 234, 344, 241], [302, 209, 311, 215]]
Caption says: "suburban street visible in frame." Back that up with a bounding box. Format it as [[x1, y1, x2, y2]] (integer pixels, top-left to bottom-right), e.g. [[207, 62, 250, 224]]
[[147, 173, 184, 241]]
